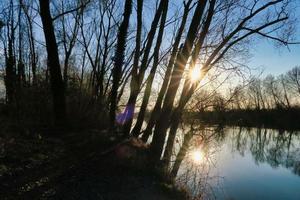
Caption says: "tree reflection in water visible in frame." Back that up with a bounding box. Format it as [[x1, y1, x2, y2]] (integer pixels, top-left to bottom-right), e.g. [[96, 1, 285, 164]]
[[165, 123, 300, 199]]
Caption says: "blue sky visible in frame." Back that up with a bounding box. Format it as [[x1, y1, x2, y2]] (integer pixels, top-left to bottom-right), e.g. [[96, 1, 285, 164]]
[[248, 2, 300, 77], [249, 40, 300, 76]]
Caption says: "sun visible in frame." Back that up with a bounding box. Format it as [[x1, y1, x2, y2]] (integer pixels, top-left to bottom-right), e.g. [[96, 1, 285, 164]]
[[191, 149, 204, 163], [189, 65, 202, 83]]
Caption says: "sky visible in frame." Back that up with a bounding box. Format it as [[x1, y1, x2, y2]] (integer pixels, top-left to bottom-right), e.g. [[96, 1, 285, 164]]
[[249, 39, 300, 77], [248, 2, 300, 77], [0, 0, 299, 84]]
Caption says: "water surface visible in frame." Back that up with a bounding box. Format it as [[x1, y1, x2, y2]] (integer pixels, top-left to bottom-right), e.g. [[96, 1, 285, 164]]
[[172, 126, 300, 200]]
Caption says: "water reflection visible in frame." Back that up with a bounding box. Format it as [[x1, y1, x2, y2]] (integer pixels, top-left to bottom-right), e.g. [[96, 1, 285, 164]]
[[168, 124, 300, 200]]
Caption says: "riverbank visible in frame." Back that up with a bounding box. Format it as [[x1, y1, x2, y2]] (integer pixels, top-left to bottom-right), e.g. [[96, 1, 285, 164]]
[[0, 129, 188, 200]]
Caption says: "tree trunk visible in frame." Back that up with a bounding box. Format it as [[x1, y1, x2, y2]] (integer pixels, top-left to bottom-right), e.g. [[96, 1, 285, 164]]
[[21, 0, 37, 85], [39, 0, 66, 125], [122, 0, 166, 136], [5, 42, 16, 105], [150, 0, 208, 164], [123, 0, 143, 136], [5, 0, 16, 105], [142, 0, 192, 142], [162, 0, 216, 163], [109, 0, 132, 131], [17, 1, 26, 87], [121, 0, 143, 135], [131, 0, 169, 137]]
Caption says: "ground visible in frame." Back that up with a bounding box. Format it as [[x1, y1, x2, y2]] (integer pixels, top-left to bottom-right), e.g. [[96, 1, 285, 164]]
[[0, 129, 187, 200]]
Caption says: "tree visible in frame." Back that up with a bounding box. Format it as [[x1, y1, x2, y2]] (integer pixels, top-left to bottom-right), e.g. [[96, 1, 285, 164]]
[[21, 0, 37, 85], [39, 0, 66, 124], [2, 0, 17, 105], [141, 0, 193, 142], [131, 0, 169, 137], [151, 0, 210, 163], [109, 0, 132, 131], [286, 66, 300, 96], [150, 0, 295, 165], [59, 1, 84, 87], [122, 0, 168, 136], [78, 0, 118, 100], [248, 78, 265, 110]]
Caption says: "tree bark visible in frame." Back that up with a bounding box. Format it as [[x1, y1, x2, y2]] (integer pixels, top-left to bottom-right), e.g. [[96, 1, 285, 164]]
[[5, 39, 16, 105], [142, 0, 192, 142], [150, 0, 208, 163], [162, 0, 216, 164], [109, 0, 132, 131], [131, 0, 169, 137], [39, 0, 66, 124], [122, 0, 166, 136], [21, 0, 37, 85], [4, 0, 16, 105], [17, 1, 26, 87]]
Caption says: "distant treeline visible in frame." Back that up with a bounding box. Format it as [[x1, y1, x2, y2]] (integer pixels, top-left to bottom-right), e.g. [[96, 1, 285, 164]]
[[190, 66, 300, 114], [186, 66, 300, 129], [191, 108, 300, 130]]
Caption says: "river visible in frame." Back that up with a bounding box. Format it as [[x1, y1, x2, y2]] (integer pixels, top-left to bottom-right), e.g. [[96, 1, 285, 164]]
[[169, 125, 300, 200]]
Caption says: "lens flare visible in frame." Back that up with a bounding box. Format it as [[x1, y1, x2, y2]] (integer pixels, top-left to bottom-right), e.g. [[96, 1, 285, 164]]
[[191, 149, 204, 163], [190, 65, 202, 83]]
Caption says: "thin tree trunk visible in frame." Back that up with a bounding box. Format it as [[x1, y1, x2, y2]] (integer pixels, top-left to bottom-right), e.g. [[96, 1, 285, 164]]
[[121, 0, 143, 135], [142, 0, 192, 142], [5, 0, 16, 105], [131, 0, 168, 137], [109, 0, 132, 131], [21, 0, 37, 85], [5, 40, 16, 105], [62, 7, 81, 88], [17, 1, 25, 87], [122, 0, 166, 136]]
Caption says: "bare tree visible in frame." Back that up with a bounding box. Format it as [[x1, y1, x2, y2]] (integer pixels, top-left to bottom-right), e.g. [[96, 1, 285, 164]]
[[286, 66, 300, 96], [131, 0, 169, 137], [122, 0, 168, 136], [151, 0, 210, 163], [109, 0, 132, 131], [21, 0, 38, 85], [39, 0, 66, 124], [3, 0, 17, 105], [150, 0, 295, 165], [142, 0, 194, 142]]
